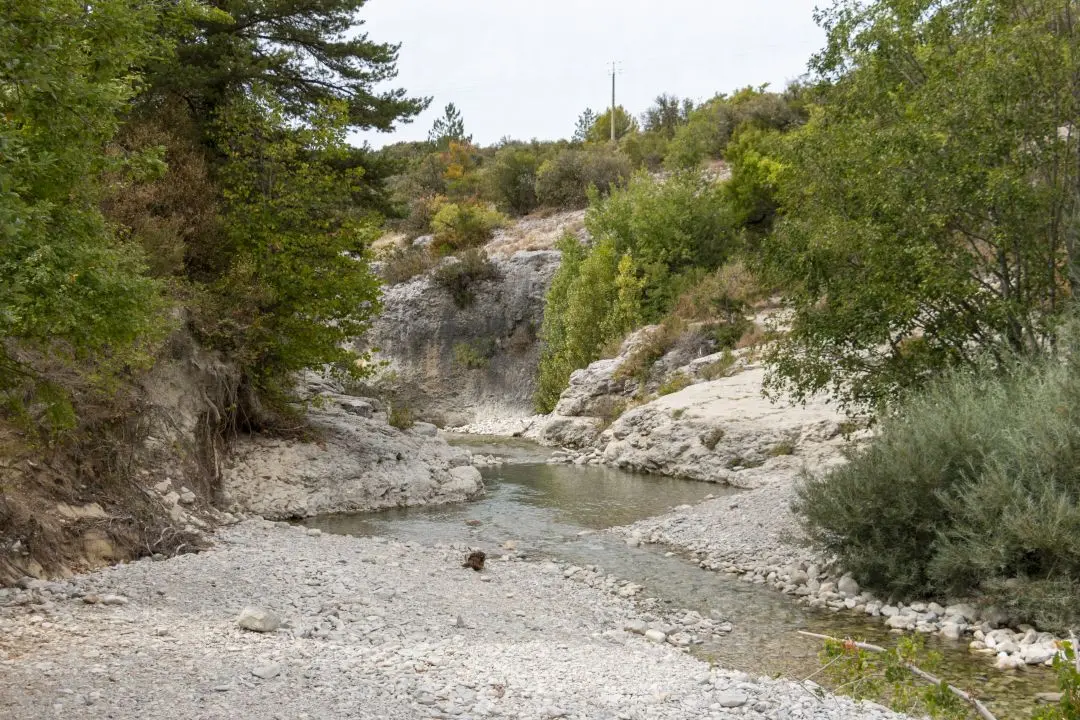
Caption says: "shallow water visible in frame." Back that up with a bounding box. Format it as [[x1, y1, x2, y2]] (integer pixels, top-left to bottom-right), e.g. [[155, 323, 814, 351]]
[[304, 435, 1058, 717]]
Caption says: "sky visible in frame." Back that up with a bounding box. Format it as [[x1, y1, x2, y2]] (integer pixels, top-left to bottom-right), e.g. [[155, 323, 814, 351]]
[[351, 0, 826, 148]]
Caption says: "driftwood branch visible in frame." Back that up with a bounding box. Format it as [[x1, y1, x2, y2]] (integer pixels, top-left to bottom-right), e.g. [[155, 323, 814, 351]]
[[798, 630, 999, 720]]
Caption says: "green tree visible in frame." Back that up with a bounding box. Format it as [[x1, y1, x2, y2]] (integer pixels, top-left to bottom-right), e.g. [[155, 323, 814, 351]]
[[588, 106, 639, 143], [200, 93, 382, 411], [149, 0, 429, 128], [536, 234, 588, 412], [0, 0, 191, 432], [573, 108, 599, 143], [764, 0, 1080, 411], [585, 171, 736, 317], [485, 145, 540, 215], [428, 102, 471, 149], [641, 93, 694, 139]]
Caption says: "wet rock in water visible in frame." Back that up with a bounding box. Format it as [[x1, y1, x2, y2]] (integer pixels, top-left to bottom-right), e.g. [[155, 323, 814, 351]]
[[465, 519, 482, 527], [462, 551, 486, 571], [237, 607, 281, 633]]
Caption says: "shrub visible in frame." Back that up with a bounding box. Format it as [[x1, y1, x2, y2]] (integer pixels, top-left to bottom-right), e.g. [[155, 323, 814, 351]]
[[400, 193, 444, 237], [613, 317, 687, 387], [453, 339, 495, 369], [534, 236, 643, 412], [387, 403, 414, 430], [431, 249, 501, 308], [430, 201, 506, 254], [380, 244, 437, 285], [657, 373, 692, 396], [699, 351, 737, 381], [485, 145, 539, 215], [535, 149, 631, 209], [585, 171, 737, 318], [795, 339, 1080, 629]]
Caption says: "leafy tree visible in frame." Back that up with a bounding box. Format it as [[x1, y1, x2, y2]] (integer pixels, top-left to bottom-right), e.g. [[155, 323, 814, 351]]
[[535, 149, 632, 209], [665, 87, 803, 169], [588, 106, 639, 143], [764, 0, 1080, 411], [149, 0, 429, 129], [0, 0, 190, 432], [198, 93, 381, 412], [641, 93, 694, 139], [428, 102, 471, 149], [535, 236, 635, 412], [585, 171, 736, 317], [573, 108, 599, 143], [485, 145, 540, 215]]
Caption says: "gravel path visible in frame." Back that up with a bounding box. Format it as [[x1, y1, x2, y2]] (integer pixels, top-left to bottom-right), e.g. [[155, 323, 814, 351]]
[[0, 520, 905, 720]]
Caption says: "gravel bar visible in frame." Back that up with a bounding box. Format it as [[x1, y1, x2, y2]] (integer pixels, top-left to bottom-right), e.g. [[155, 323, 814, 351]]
[[0, 520, 905, 720]]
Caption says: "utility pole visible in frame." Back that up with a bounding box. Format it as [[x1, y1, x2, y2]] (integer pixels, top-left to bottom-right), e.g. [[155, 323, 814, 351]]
[[609, 61, 620, 144]]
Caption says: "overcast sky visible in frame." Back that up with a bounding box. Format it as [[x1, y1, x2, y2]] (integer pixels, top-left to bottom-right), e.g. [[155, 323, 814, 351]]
[[351, 0, 826, 148]]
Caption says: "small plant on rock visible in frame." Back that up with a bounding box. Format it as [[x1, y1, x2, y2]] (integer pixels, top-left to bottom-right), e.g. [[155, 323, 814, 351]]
[[432, 250, 501, 309], [657, 373, 692, 396]]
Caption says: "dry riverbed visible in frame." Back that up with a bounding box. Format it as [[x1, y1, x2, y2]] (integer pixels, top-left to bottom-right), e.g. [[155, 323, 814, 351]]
[[0, 520, 906, 720]]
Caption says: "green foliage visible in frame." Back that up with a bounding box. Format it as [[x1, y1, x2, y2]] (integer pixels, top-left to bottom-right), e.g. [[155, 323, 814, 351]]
[[657, 373, 692, 396], [428, 102, 470, 149], [199, 93, 382, 403], [764, 0, 1080, 411], [453, 339, 496, 370], [535, 149, 632, 210], [587, 106, 639, 143], [641, 94, 694, 139], [665, 86, 804, 169], [535, 234, 587, 412], [485, 146, 540, 216], [1034, 640, 1080, 720], [387, 403, 414, 430], [150, 0, 429, 129], [380, 243, 437, 285], [817, 635, 969, 719], [573, 108, 599, 143], [430, 201, 506, 254], [534, 235, 644, 412], [586, 171, 737, 318], [0, 0, 177, 434], [795, 337, 1080, 629], [431, 249, 501, 309], [612, 318, 687, 387], [699, 351, 737, 381]]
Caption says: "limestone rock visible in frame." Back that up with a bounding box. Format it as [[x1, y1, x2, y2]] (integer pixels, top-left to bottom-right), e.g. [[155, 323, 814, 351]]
[[237, 607, 281, 633], [221, 383, 484, 520]]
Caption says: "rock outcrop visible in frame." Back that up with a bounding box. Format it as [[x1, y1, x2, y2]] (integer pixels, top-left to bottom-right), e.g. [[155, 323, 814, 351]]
[[221, 379, 483, 519], [535, 322, 848, 486], [366, 250, 560, 427]]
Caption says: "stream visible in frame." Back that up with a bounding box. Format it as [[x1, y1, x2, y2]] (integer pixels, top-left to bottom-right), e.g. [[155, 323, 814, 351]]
[[303, 435, 1058, 717]]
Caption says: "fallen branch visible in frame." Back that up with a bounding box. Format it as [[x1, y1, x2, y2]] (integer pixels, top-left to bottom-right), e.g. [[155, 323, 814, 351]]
[[798, 630, 998, 720]]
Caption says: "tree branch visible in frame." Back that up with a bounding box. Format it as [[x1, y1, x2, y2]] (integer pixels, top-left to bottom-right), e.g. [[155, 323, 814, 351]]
[[797, 631, 999, 720]]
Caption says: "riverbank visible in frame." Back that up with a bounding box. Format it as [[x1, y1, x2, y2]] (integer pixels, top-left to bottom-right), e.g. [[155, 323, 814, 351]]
[[0, 519, 909, 720]]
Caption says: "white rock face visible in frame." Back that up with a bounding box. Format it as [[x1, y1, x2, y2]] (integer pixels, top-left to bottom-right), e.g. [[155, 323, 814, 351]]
[[598, 365, 845, 484], [222, 386, 483, 520]]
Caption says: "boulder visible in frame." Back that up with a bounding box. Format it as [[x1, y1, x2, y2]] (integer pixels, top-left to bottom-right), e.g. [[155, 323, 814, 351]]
[[237, 607, 281, 633]]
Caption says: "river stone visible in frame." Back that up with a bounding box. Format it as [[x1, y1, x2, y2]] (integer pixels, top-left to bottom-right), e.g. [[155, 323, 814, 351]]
[[251, 663, 281, 680], [237, 607, 281, 633], [941, 622, 962, 641], [880, 605, 900, 618], [644, 629, 667, 643], [945, 603, 978, 622], [715, 692, 749, 708], [837, 575, 859, 597], [1021, 644, 1057, 665], [886, 614, 915, 630], [623, 620, 647, 635], [789, 569, 808, 585]]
